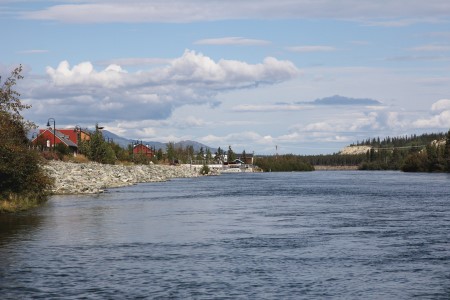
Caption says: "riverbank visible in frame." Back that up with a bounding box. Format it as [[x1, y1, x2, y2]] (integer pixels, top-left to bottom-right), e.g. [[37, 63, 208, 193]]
[[314, 165, 359, 171], [42, 161, 202, 195]]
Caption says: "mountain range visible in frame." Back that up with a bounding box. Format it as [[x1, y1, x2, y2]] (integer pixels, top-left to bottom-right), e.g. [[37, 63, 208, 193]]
[[101, 130, 217, 153]]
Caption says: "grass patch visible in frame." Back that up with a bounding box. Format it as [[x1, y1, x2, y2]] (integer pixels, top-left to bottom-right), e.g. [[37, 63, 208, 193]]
[[0, 193, 49, 213], [63, 154, 90, 163]]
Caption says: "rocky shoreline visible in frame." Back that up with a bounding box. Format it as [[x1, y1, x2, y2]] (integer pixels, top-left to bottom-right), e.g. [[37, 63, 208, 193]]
[[42, 161, 203, 195]]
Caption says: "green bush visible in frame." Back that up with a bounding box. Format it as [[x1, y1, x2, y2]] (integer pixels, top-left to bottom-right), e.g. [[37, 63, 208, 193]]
[[78, 126, 117, 164], [0, 113, 53, 211], [55, 143, 71, 159], [255, 155, 314, 172], [401, 152, 428, 172], [200, 164, 210, 175]]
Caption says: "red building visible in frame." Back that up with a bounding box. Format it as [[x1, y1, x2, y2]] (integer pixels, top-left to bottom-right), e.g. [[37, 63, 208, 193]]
[[32, 127, 91, 150], [32, 129, 78, 151], [58, 129, 91, 144], [133, 144, 154, 158]]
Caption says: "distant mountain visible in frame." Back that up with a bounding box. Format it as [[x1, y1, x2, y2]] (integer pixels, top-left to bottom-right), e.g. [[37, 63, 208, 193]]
[[101, 130, 216, 152], [101, 130, 135, 148], [102, 130, 166, 150], [299, 95, 382, 106], [174, 140, 217, 153]]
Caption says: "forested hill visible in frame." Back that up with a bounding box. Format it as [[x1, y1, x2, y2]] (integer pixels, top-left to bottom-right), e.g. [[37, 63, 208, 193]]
[[351, 131, 450, 172], [351, 132, 446, 149], [299, 130, 450, 172]]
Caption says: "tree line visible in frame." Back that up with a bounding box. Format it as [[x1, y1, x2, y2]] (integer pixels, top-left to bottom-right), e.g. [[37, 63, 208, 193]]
[[255, 155, 314, 172], [357, 131, 450, 172], [352, 133, 446, 148], [254, 131, 450, 173], [74, 139, 243, 166]]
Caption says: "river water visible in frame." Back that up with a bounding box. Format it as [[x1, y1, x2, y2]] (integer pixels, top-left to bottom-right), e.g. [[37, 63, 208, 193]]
[[1, 171, 449, 299]]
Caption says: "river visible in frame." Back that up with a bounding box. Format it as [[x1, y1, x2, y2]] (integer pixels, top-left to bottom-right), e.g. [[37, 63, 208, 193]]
[[1, 171, 449, 299]]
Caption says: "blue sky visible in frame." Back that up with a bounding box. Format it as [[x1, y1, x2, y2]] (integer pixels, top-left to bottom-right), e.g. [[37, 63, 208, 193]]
[[2, 0, 450, 154]]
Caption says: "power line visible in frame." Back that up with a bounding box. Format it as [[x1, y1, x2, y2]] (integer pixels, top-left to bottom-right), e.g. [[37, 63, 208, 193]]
[[371, 145, 427, 150]]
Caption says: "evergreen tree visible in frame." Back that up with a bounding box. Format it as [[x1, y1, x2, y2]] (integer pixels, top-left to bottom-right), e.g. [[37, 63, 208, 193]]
[[242, 150, 247, 162], [79, 125, 116, 164], [227, 145, 236, 162], [205, 148, 212, 162], [402, 152, 428, 172], [196, 146, 204, 160], [156, 148, 163, 161], [369, 148, 376, 162], [215, 147, 224, 163], [166, 142, 176, 163], [187, 145, 195, 162], [445, 130, 450, 172]]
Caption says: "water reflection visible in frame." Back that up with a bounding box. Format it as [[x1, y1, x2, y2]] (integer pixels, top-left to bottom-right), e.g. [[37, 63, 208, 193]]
[[0, 211, 46, 247]]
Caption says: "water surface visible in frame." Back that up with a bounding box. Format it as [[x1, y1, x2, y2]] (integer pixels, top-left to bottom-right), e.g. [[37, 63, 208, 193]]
[[1, 171, 449, 299]]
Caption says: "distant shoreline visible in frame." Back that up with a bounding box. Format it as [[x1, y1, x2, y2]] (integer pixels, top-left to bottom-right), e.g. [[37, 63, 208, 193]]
[[314, 165, 359, 171]]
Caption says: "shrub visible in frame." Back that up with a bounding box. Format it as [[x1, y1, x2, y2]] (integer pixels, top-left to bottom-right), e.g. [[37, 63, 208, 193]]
[[0, 66, 53, 212], [200, 164, 210, 175], [401, 152, 428, 172]]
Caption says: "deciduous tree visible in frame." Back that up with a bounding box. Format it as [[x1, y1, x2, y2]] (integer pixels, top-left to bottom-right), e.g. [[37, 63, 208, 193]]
[[0, 66, 52, 211]]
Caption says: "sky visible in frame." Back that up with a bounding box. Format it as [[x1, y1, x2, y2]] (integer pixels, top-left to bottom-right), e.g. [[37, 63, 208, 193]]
[[1, 0, 450, 155]]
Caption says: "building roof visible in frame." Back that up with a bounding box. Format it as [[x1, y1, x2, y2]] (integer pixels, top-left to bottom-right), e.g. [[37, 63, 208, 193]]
[[133, 143, 153, 150], [33, 129, 78, 148], [58, 128, 91, 144], [54, 130, 78, 147]]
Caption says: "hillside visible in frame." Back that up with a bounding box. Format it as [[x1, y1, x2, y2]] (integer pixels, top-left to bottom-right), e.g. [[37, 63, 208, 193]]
[[339, 145, 372, 155], [351, 131, 449, 172], [301, 131, 450, 172], [351, 132, 446, 149], [101, 130, 216, 152]]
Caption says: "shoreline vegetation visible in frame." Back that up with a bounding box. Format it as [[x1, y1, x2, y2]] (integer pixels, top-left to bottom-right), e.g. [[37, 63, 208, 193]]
[[1, 66, 53, 213]]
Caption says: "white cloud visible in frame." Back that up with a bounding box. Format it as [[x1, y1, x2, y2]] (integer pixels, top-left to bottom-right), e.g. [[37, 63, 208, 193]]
[[290, 116, 358, 134], [175, 116, 209, 128], [96, 57, 172, 67], [24, 50, 299, 126], [232, 104, 307, 112], [283, 109, 410, 144], [200, 131, 274, 149], [413, 99, 450, 128], [44, 50, 299, 91], [134, 127, 158, 138], [413, 111, 450, 128], [431, 99, 450, 113], [194, 37, 270, 46], [21, 1, 450, 24], [304, 122, 335, 132], [46, 61, 127, 88], [162, 50, 299, 87]]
